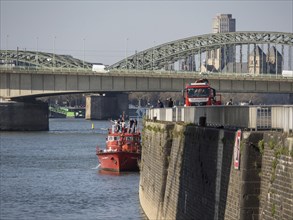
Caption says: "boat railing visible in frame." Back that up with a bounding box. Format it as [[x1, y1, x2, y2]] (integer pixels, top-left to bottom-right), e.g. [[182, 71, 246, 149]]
[[97, 143, 140, 154], [109, 121, 140, 134]]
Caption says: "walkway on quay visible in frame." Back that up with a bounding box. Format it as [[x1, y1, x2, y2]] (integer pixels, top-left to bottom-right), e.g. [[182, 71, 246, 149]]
[[146, 105, 293, 133]]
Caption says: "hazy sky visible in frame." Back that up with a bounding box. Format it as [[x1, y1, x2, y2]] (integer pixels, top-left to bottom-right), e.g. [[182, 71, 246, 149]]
[[1, 0, 292, 65]]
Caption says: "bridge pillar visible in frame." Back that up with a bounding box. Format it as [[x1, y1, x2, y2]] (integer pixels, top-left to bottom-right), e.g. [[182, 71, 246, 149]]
[[0, 101, 49, 131], [85, 93, 129, 120]]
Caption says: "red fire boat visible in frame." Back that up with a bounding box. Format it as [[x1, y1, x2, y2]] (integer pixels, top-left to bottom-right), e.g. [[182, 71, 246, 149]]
[[96, 121, 141, 172]]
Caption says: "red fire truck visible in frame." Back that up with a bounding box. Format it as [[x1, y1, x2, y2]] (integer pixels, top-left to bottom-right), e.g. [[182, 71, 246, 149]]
[[183, 79, 222, 106]]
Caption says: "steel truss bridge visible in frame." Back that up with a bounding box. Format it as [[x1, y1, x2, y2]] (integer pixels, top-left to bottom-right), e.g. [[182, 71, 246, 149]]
[[110, 31, 293, 70], [0, 31, 292, 72], [0, 50, 93, 69]]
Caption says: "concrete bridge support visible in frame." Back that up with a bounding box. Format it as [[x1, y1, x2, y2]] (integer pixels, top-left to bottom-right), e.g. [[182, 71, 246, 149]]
[[85, 93, 129, 120], [0, 101, 49, 131]]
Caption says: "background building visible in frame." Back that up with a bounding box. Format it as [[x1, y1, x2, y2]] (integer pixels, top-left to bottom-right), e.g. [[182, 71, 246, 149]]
[[267, 46, 283, 74], [248, 46, 283, 75], [205, 14, 236, 72], [248, 46, 267, 74], [212, 14, 236, 33]]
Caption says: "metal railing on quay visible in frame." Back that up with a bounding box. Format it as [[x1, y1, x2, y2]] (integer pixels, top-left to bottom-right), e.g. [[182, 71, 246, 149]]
[[146, 105, 293, 133]]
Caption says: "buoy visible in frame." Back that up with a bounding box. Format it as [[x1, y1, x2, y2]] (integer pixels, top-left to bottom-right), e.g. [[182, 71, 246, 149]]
[[92, 123, 94, 130]]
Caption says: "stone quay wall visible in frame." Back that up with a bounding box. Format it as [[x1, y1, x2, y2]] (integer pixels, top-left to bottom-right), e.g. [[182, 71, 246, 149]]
[[0, 101, 49, 131], [139, 120, 292, 220]]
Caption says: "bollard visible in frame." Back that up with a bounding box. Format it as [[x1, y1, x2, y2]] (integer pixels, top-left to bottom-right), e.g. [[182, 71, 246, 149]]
[[199, 116, 206, 127]]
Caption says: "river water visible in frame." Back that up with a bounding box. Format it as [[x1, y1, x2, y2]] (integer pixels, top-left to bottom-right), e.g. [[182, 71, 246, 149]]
[[0, 119, 145, 220]]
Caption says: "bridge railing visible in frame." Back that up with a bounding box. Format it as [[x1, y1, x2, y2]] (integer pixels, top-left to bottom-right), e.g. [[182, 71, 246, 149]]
[[109, 69, 289, 79], [146, 105, 293, 133], [0, 67, 291, 80]]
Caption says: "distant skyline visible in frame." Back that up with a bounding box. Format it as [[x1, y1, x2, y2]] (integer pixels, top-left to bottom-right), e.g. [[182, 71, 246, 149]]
[[1, 0, 292, 65]]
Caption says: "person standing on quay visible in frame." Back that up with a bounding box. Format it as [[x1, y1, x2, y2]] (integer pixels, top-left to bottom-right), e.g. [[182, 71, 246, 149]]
[[168, 98, 174, 107], [157, 100, 164, 108]]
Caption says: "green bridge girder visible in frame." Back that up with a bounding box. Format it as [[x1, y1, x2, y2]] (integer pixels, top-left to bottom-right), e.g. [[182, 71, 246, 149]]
[[110, 31, 293, 70], [0, 31, 292, 71], [0, 50, 93, 69]]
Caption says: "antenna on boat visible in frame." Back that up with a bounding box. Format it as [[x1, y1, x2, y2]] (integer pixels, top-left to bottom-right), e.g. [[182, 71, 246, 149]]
[[122, 111, 125, 121]]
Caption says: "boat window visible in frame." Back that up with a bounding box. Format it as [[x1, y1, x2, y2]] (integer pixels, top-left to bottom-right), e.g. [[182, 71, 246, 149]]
[[108, 136, 118, 141], [126, 137, 133, 141]]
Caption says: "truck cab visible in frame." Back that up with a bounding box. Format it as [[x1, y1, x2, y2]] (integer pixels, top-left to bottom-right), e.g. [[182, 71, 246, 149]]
[[183, 79, 221, 106]]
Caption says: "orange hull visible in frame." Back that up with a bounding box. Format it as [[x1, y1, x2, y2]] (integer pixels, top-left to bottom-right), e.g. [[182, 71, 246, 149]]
[[97, 151, 140, 172]]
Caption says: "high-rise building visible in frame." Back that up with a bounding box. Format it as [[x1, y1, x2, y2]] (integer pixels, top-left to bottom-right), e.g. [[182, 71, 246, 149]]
[[205, 14, 236, 72], [212, 14, 236, 33]]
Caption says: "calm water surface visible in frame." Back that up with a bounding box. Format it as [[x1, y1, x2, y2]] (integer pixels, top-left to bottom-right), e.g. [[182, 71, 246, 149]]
[[0, 119, 145, 220]]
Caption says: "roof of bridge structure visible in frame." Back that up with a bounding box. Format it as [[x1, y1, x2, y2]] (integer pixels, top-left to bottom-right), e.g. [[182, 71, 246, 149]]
[[109, 31, 293, 70], [0, 50, 93, 69]]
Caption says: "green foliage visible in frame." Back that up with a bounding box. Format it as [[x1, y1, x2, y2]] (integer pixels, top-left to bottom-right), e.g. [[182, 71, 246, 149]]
[[271, 203, 276, 217], [167, 156, 170, 164], [145, 124, 165, 134], [240, 140, 245, 153], [269, 143, 290, 183], [258, 139, 265, 155], [272, 158, 278, 170], [270, 172, 276, 183], [268, 139, 276, 150], [221, 137, 226, 145], [274, 145, 288, 158], [172, 129, 184, 138]]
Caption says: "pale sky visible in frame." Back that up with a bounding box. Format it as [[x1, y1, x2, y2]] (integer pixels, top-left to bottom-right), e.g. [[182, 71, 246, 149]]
[[1, 0, 292, 65]]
